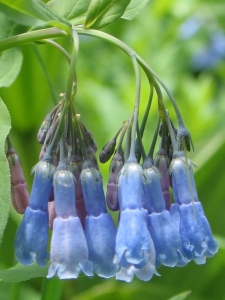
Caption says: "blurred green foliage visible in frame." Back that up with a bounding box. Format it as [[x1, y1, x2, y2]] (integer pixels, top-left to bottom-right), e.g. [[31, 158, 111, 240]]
[[0, 0, 225, 299]]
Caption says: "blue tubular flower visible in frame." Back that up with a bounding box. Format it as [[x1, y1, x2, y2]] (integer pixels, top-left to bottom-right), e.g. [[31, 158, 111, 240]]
[[14, 159, 55, 266], [80, 161, 118, 278], [171, 153, 218, 263], [80, 161, 107, 217], [142, 160, 188, 267], [115, 161, 157, 282], [48, 166, 93, 279]]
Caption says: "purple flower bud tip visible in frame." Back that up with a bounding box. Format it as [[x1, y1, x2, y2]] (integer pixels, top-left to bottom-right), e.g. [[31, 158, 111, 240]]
[[99, 139, 116, 163], [76, 197, 87, 228], [11, 184, 29, 214], [7, 149, 29, 213], [108, 152, 124, 184], [154, 150, 170, 193], [37, 129, 47, 144], [163, 191, 171, 210], [106, 183, 119, 211], [7, 151, 25, 186]]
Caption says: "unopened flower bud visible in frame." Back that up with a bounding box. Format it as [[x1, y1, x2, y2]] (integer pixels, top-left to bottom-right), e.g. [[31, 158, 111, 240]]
[[99, 139, 116, 163], [37, 114, 52, 144], [7, 148, 29, 214], [106, 151, 123, 211], [154, 149, 171, 210]]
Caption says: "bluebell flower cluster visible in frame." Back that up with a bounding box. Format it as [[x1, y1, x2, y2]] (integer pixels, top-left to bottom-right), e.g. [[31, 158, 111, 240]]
[[170, 153, 218, 264], [13, 86, 218, 283]]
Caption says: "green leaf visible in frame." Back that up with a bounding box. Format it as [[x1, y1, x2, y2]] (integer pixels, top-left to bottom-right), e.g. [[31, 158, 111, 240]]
[[84, 0, 131, 29], [0, 98, 11, 246], [0, 263, 48, 282], [122, 0, 150, 20], [167, 291, 191, 300], [0, 0, 71, 30], [47, 0, 91, 25], [0, 12, 23, 87], [0, 49, 23, 88]]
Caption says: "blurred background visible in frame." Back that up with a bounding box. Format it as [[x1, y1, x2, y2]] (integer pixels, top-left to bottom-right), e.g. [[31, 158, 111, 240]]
[[0, 0, 225, 299]]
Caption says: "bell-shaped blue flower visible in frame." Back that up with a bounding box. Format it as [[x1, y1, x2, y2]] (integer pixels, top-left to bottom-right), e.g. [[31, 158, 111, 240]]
[[14, 158, 55, 266], [81, 160, 118, 278], [171, 153, 218, 263], [142, 159, 188, 267], [47, 165, 93, 279], [115, 160, 157, 282]]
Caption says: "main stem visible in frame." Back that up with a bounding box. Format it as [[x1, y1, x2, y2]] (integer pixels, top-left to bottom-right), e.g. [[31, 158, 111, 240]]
[[0, 28, 68, 52]]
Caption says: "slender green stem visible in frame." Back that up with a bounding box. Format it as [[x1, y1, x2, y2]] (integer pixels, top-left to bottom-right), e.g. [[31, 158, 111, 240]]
[[75, 116, 89, 161], [136, 54, 185, 127], [32, 45, 58, 105], [117, 122, 128, 153], [136, 59, 178, 152], [74, 28, 141, 162], [129, 56, 141, 161], [136, 121, 147, 160], [0, 28, 68, 52], [43, 39, 71, 64], [148, 115, 160, 159], [139, 82, 154, 138], [6, 136, 12, 150], [165, 113, 178, 153], [74, 27, 136, 57], [46, 31, 79, 155], [124, 119, 132, 162], [65, 30, 79, 103]]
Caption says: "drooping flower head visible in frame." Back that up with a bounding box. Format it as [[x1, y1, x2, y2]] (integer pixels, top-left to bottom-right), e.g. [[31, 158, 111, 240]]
[[142, 158, 188, 268], [47, 163, 93, 279], [170, 152, 218, 263], [115, 160, 157, 282], [81, 160, 118, 278], [15, 156, 55, 266]]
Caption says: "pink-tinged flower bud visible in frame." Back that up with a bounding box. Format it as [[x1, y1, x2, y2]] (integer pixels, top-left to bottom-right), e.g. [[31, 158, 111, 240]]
[[39, 145, 46, 161], [48, 201, 56, 229], [76, 196, 87, 228], [70, 159, 87, 227], [37, 113, 52, 144], [11, 185, 29, 214], [154, 149, 171, 210], [106, 183, 118, 211], [106, 151, 124, 211], [7, 148, 29, 214]]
